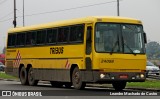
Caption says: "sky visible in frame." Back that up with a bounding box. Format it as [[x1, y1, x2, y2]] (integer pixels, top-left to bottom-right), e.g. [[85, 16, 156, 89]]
[[0, 0, 160, 53]]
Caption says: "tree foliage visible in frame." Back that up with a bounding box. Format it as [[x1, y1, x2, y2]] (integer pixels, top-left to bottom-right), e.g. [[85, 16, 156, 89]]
[[146, 41, 160, 59]]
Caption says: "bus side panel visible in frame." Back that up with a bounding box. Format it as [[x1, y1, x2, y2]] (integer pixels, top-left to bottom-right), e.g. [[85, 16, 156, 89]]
[[5, 44, 85, 82], [32, 58, 83, 82]]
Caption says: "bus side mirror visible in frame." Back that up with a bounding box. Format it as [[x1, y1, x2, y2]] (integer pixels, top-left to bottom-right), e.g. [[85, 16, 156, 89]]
[[143, 33, 147, 44]]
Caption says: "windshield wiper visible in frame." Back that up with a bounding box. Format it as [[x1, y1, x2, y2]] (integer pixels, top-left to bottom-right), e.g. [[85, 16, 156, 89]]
[[123, 42, 136, 56], [110, 40, 119, 55]]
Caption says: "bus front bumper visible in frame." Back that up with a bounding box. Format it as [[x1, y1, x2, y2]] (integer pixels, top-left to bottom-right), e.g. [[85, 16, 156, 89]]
[[81, 71, 146, 82]]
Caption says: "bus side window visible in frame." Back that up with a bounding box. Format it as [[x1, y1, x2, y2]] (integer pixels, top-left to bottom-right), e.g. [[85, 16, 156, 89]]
[[26, 32, 36, 46], [76, 25, 84, 42], [16, 33, 25, 46], [70, 25, 84, 43], [58, 27, 69, 43], [86, 26, 92, 55], [87, 27, 91, 42], [7, 34, 16, 47], [31, 32, 36, 45], [36, 30, 46, 45], [58, 28, 64, 42], [31, 39, 35, 45], [47, 29, 57, 44]]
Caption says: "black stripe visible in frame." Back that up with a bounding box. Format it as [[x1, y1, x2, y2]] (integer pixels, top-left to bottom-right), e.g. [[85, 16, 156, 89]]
[[7, 42, 84, 49]]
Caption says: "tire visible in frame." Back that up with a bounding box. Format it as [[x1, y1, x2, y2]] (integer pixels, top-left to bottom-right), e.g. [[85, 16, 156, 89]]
[[156, 73, 159, 75], [19, 67, 28, 85], [28, 68, 38, 86], [72, 67, 86, 89], [50, 81, 63, 88], [112, 82, 126, 91]]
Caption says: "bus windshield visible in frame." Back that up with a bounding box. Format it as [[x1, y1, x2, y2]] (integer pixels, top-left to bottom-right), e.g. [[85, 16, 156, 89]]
[[95, 23, 145, 54]]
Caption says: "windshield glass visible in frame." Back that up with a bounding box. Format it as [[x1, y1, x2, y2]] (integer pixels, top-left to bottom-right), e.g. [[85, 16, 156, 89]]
[[122, 24, 144, 54], [95, 23, 145, 54]]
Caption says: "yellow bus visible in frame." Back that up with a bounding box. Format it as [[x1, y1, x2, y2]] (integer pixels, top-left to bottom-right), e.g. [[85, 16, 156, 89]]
[[5, 16, 147, 91]]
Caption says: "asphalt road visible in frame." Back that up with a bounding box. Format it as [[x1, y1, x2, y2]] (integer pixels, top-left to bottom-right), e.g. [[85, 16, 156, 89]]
[[0, 80, 160, 99]]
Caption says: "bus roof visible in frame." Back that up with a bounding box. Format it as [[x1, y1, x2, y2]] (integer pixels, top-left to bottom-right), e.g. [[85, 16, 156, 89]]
[[8, 16, 142, 33]]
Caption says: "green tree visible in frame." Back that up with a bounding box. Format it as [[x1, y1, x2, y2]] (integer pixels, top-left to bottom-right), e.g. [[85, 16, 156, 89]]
[[146, 41, 160, 59]]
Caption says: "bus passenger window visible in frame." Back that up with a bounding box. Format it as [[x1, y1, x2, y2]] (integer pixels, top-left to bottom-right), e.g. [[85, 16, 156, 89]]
[[26, 32, 36, 45], [31, 39, 35, 45], [47, 29, 53, 43], [47, 29, 57, 44], [58, 27, 69, 43], [7, 34, 16, 47], [70, 25, 84, 43], [36, 30, 46, 45], [16, 33, 25, 46]]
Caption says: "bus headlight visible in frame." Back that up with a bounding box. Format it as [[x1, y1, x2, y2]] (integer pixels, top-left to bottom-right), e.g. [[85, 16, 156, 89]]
[[100, 74, 105, 79], [140, 74, 144, 78], [136, 74, 144, 79]]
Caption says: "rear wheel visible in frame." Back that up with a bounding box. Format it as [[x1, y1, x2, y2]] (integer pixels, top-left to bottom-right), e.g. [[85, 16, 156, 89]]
[[112, 82, 126, 91], [72, 67, 86, 89], [19, 67, 28, 85], [28, 67, 38, 86]]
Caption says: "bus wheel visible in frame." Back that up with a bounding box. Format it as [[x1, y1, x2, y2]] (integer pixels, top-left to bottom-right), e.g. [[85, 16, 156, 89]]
[[19, 67, 28, 85], [50, 81, 63, 88], [28, 68, 38, 86], [72, 67, 86, 89], [112, 81, 126, 91]]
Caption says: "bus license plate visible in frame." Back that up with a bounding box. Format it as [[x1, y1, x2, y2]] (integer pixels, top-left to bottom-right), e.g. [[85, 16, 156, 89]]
[[119, 75, 128, 79]]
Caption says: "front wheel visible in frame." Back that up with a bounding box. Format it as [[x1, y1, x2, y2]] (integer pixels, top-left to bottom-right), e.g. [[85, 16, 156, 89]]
[[112, 82, 126, 91], [72, 67, 86, 89], [19, 67, 28, 85], [28, 67, 38, 86]]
